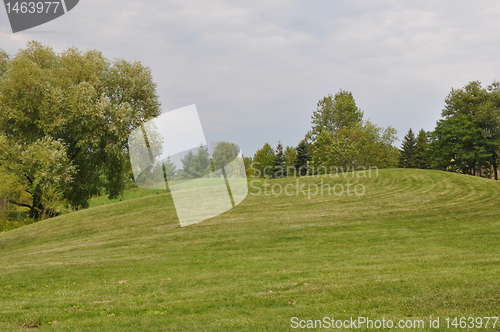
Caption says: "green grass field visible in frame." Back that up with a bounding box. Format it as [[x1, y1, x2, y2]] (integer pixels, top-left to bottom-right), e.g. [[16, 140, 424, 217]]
[[0, 169, 499, 331]]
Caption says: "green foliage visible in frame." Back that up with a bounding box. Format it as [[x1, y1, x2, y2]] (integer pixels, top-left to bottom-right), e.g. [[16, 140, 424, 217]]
[[243, 156, 254, 177], [273, 142, 286, 178], [308, 90, 363, 141], [414, 129, 429, 169], [399, 128, 416, 168], [162, 156, 177, 180], [0, 135, 75, 219], [252, 143, 276, 178], [179, 145, 211, 179], [0, 165, 22, 204], [0, 218, 34, 233], [211, 141, 245, 178], [310, 121, 399, 172], [305, 90, 397, 173], [0, 41, 161, 215], [430, 114, 492, 174], [0, 170, 19, 221], [284, 146, 297, 170], [429, 81, 500, 178], [0, 49, 9, 77], [212, 142, 240, 171], [294, 139, 311, 176], [310, 130, 336, 174]]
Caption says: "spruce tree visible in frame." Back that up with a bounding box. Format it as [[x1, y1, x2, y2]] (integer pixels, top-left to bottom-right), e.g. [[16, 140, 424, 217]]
[[294, 139, 312, 176], [274, 142, 286, 178], [180, 146, 211, 179], [399, 128, 417, 168], [163, 156, 177, 179], [414, 129, 429, 169]]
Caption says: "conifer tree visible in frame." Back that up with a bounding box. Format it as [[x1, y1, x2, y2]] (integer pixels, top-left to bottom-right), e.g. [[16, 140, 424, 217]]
[[399, 128, 417, 168], [294, 139, 312, 176], [414, 129, 429, 169], [179, 146, 211, 179], [274, 142, 286, 178]]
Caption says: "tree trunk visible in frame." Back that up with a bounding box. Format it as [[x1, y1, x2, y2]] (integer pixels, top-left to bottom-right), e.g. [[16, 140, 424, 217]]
[[494, 156, 499, 180], [30, 184, 45, 220]]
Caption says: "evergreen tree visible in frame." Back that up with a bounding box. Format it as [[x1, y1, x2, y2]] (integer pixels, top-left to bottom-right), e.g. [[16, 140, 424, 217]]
[[429, 114, 492, 175], [163, 156, 177, 180], [399, 128, 417, 168], [273, 142, 286, 178], [294, 139, 312, 176], [180, 146, 211, 179], [414, 129, 429, 169], [429, 81, 500, 179]]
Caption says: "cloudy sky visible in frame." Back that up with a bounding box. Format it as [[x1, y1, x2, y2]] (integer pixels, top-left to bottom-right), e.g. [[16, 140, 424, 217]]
[[1, 0, 500, 155]]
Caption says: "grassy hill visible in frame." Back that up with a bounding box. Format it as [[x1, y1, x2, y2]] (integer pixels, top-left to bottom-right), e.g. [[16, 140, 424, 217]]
[[0, 169, 499, 331]]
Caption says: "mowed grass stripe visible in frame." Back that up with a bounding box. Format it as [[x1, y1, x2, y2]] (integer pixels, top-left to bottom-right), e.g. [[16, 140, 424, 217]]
[[0, 169, 499, 331]]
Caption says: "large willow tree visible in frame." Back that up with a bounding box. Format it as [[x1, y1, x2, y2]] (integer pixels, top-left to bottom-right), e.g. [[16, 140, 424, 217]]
[[0, 41, 161, 218]]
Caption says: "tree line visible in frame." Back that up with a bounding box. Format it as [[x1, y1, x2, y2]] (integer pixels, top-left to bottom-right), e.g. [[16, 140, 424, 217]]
[[158, 142, 242, 182], [248, 90, 399, 178], [398, 81, 500, 179], [2, 41, 499, 223], [248, 82, 500, 181]]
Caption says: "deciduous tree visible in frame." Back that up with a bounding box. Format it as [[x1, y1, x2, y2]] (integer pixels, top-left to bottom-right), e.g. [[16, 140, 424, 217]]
[[0, 135, 75, 219], [0, 42, 161, 214], [308, 90, 363, 142], [284, 146, 297, 174], [212, 142, 240, 171], [252, 143, 276, 178], [310, 121, 399, 172]]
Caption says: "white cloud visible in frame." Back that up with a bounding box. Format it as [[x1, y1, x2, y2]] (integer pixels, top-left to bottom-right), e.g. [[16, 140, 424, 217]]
[[1, 0, 500, 153]]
